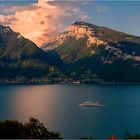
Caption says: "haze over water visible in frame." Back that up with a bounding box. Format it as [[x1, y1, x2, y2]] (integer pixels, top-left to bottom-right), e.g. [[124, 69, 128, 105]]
[[0, 84, 140, 138]]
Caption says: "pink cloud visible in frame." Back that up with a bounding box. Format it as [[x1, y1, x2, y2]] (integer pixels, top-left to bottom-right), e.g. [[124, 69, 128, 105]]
[[0, 0, 88, 46]]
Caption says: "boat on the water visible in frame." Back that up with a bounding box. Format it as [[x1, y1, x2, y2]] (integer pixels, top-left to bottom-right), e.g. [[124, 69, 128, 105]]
[[79, 101, 104, 107]]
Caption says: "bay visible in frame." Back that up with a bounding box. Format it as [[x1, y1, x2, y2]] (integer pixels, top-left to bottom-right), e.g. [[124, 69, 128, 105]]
[[0, 84, 140, 138]]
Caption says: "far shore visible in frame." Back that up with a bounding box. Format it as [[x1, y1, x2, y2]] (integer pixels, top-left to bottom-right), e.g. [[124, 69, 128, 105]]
[[0, 79, 140, 86]]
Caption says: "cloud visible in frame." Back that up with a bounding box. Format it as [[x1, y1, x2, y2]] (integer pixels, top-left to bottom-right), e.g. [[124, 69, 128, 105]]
[[96, 5, 109, 13], [0, 0, 88, 46]]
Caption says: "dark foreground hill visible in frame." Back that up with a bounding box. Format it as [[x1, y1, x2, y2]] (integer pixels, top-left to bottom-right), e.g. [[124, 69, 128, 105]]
[[0, 118, 61, 139]]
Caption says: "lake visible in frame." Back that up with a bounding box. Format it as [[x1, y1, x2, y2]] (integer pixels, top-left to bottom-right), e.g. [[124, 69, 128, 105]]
[[0, 84, 140, 138]]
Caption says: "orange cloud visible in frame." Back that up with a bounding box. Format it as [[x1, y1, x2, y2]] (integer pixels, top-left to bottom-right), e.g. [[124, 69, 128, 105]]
[[0, 0, 88, 46]]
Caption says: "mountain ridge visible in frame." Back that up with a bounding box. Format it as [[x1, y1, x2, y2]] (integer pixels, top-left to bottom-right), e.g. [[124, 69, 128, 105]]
[[1, 22, 140, 83], [42, 21, 140, 63], [0, 25, 64, 80], [41, 21, 140, 83]]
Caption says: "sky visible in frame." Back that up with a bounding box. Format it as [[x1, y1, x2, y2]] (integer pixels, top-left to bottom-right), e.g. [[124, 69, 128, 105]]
[[0, 0, 140, 46]]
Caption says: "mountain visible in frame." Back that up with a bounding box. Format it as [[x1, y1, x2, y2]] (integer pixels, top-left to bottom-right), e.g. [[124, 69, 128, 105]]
[[42, 21, 140, 83], [1, 22, 140, 83], [0, 25, 63, 80]]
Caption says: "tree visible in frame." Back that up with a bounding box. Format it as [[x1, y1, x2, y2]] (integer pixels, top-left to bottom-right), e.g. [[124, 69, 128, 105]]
[[0, 118, 62, 139], [124, 131, 140, 139]]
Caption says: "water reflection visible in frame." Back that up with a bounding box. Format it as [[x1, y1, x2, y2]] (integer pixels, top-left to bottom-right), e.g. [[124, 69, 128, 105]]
[[11, 85, 63, 122], [0, 84, 140, 138]]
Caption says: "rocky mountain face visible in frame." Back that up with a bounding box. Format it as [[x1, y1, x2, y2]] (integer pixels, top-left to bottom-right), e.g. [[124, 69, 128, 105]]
[[0, 25, 62, 79], [1, 22, 140, 83], [42, 21, 140, 82]]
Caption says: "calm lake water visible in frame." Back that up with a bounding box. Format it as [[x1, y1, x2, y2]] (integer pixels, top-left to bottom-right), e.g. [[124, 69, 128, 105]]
[[0, 84, 140, 138]]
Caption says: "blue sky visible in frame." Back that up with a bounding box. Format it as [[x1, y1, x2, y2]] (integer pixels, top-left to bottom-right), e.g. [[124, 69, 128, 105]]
[[0, 0, 140, 45], [81, 1, 140, 36]]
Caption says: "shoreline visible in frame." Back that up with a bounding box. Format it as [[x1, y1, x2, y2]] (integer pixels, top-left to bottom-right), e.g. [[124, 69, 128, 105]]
[[0, 80, 140, 86]]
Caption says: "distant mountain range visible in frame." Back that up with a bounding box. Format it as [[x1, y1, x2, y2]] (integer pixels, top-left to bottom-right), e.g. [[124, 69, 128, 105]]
[[1, 21, 140, 83]]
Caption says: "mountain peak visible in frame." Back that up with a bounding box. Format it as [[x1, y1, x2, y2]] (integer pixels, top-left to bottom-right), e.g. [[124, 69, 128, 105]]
[[72, 21, 98, 28], [42, 21, 107, 52], [0, 25, 12, 34], [69, 21, 99, 40], [72, 21, 88, 25]]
